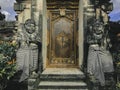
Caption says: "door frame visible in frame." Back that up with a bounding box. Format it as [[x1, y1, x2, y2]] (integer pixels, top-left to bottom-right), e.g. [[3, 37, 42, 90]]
[[42, 0, 84, 69]]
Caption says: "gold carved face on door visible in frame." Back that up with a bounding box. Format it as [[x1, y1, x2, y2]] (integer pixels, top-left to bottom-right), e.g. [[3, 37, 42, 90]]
[[55, 27, 72, 58]]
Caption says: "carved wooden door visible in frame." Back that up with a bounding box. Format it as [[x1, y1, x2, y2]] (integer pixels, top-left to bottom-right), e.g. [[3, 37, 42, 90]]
[[47, 8, 78, 67]]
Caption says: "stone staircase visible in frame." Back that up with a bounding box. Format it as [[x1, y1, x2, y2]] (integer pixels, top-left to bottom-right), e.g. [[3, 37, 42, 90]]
[[37, 68, 88, 90]]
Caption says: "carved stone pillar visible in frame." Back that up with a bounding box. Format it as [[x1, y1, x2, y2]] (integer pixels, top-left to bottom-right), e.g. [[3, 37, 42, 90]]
[[14, 0, 32, 36], [78, 0, 84, 68], [15, 1, 31, 23], [33, 0, 46, 71], [42, 0, 47, 70]]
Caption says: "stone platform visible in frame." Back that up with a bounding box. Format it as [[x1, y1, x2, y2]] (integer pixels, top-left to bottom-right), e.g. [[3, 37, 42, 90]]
[[37, 68, 88, 90]]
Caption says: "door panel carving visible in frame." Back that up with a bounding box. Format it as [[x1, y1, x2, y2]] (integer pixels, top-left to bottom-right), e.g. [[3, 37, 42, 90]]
[[47, 8, 78, 67], [54, 18, 73, 58]]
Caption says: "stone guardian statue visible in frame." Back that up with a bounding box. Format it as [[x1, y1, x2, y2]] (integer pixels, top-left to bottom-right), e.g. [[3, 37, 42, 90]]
[[87, 20, 114, 86], [16, 19, 40, 82]]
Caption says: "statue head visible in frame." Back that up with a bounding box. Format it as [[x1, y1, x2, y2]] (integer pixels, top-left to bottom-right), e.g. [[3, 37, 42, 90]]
[[92, 19, 104, 35], [24, 19, 36, 34]]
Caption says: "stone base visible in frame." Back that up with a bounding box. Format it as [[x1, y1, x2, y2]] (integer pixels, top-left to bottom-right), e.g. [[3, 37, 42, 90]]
[[37, 68, 88, 90]]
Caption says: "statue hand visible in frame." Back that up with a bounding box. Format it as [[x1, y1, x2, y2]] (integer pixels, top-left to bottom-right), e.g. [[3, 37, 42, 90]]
[[29, 41, 38, 44]]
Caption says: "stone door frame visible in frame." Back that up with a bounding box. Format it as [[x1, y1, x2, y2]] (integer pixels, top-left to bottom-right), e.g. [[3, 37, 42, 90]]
[[42, 0, 84, 70]]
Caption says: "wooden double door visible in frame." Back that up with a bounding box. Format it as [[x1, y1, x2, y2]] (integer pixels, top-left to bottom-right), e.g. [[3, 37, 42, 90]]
[[47, 5, 78, 68]]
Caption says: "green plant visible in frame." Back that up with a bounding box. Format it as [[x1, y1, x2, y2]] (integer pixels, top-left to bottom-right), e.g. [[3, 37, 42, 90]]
[[113, 51, 120, 90], [112, 51, 120, 70], [0, 41, 16, 90], [116, 82, 120, 90]]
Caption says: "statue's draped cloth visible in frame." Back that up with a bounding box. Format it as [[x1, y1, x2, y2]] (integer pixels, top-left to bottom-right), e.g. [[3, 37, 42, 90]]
[[16, 47, 38, 82], [87, 45, 114, 85]]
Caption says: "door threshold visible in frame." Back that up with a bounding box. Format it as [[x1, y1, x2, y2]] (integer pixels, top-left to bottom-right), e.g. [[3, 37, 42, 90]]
[[42, 68, 84, 75]]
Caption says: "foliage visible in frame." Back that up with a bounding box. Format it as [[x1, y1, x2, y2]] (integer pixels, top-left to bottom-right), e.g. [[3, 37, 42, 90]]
[[0, 41, 16, 90], [113, 50, 120, 90], [116, 51, 120, 63], [113, 50, 120, 67], [116, 82, 120, 90]]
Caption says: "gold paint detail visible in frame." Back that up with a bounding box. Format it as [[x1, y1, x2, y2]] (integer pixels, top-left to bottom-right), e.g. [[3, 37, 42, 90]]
[[51, 58, 75, 64], [59, 8, 66, 16]]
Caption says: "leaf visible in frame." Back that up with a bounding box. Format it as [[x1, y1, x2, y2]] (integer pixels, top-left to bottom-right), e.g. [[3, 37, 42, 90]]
[[1, 68, 5, 73], [7, 76, 10, 80], [0, 73, 2, 78]]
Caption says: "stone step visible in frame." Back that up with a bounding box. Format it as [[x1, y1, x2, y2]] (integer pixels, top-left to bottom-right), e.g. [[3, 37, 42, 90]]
[[37, 68, 88, 90], [38, 81, 88, 89], [40, 68, 85, 81], [41, 68, 83, 75], [40, 74, 85, 81]]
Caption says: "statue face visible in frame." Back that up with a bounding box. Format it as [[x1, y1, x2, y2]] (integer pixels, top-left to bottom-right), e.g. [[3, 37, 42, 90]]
[[93, 24, 104, 35], [24, 19, 36, 34], [25, 23, 35, 34]]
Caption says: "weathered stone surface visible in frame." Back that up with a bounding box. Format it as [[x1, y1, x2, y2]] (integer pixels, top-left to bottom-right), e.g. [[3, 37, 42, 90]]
[[42, 68, 84, 75], [37, 68, 87, 90]]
